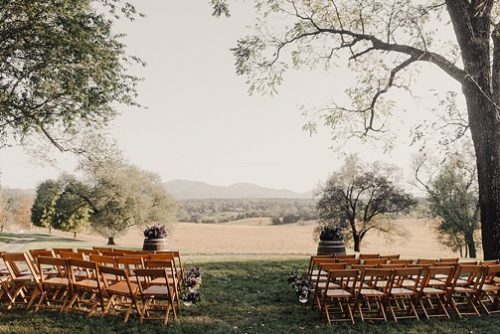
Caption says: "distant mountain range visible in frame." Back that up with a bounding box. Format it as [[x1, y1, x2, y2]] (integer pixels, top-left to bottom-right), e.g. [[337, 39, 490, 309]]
[[163, 180, 313, 200]]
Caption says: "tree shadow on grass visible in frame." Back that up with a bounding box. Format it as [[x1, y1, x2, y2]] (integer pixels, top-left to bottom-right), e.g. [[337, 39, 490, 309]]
[[0, 232, 86, 244]]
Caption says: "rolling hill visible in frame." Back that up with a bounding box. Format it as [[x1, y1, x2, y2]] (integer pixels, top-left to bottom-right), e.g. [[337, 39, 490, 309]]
[[163, 180, 312, 199]]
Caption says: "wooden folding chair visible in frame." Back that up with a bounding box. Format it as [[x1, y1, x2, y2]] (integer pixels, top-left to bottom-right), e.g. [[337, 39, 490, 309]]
[[77, 248, 100, 260], [359, 254, 380, 260], [52, 248, 74, 257], [477, 264, 500, 315], [417, 259, 438, 265], [311, 263, 345, 310], [417, 266, 454, 319], [116, 256, 144, 283], [448, 264, 484, 317], [2, 252, 39, 309], [320, 269, 358, 325], [355, 268, 393, 322], [99, 266, 141, 322], [90, 254, 117, 283], [307, 257, 336, 284], [28, 249, 55, 275], [35, 256, 70, 312], [59, 251, 84, 260], [387, 267, 422, 321], [135, 268, 177, 325], [144, 260, 180, 306], [148, 253, 182, 295], [381, 254, 400, 260], [66, 258, 104, 316]]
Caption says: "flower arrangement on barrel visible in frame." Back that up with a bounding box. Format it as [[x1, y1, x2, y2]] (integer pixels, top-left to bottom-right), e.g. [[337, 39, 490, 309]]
[[287, 270, 311, 303], [142, 224, 168, 251], [182, 267, 202, 306]]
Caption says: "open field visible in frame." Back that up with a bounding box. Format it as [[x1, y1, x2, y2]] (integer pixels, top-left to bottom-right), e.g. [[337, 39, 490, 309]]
[[0, 260, 498, 334], [0, 218, 463, 261]]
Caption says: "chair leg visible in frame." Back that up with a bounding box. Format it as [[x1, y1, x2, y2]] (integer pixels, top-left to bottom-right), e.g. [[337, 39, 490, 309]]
[[419, 297, 430, 320], [346, 298, 355, 325]]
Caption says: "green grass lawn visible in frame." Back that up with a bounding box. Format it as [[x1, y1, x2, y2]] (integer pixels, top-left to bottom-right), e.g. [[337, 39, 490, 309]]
[[0, 260, 499, 334]]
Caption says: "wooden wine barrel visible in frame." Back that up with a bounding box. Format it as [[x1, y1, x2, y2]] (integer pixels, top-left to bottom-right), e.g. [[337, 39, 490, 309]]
[[142, 238, 168, 251], [317, 240, 346, 256]]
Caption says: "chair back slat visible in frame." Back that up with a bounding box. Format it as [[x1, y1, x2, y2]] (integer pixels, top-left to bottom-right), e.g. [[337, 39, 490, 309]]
[[359, 254, 380, 260]]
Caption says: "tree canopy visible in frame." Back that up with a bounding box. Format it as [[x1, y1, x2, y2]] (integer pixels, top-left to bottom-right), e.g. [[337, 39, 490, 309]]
[[415, 146, 480, 258], [317, 155, 415, 251], [81, 158, 177, 245], [0, 0, 142, 151]]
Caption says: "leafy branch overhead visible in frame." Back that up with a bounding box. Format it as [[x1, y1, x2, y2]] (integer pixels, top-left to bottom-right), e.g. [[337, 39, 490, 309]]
[[0, 0, 144, 151], [219, 1, 499, 142]]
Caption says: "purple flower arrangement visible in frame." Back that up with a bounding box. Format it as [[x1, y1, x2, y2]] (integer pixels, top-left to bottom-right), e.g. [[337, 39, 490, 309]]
[[182, 266, 203, 305], [288, 270, 311, 303], [143, 224, 167, 239]]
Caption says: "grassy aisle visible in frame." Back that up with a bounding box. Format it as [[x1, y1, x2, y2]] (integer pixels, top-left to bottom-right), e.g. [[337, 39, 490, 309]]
[[0, 260, 498, 333]]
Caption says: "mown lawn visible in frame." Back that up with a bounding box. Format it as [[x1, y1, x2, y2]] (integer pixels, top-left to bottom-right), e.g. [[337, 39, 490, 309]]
[[0, 259, 499, 334]]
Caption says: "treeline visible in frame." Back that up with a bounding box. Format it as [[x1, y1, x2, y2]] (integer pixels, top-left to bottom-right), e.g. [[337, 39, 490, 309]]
[[0, 188, 34, 232], [177, 198, 318, 224]]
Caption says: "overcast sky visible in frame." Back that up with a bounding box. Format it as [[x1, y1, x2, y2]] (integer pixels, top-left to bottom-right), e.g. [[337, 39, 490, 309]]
[[0, 1, 463, 193]]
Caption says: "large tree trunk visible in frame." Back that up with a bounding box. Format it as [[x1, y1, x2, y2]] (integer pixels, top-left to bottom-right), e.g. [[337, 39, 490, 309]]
[[353, 234, 361, 252], [464, 231, 477, 258], [447, 1, 500, 260], [464, 87, 500, 260], [107, 236, 116, 245], [459, 30, 499, 261]]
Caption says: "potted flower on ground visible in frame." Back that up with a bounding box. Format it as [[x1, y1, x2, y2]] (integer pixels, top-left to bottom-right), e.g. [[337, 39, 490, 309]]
[[317, 225, 346, 256], [142, 224, 168, 251]]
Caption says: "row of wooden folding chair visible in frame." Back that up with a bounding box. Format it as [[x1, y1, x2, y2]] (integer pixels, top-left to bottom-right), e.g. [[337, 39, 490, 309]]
[[317, 263, 500, 325], [1, 253, 178, 325]]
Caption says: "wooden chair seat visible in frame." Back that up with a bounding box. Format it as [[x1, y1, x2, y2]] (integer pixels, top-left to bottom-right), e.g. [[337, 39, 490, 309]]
[[481, 283, 500, 292], [151, 277, 176, 285], [428, 278, 446, 286], [421, 287, 446, 294], [13, 274, 35, 282], [326, 289, 352, 297], [142, 285, 169, 296], [107, 281, 138, 295], [390, 287, 415, 296], [73, 279, 99, 289], [43, 277, 69, 286], [360, 288, 384, 296], [453, 286, 475, 293]]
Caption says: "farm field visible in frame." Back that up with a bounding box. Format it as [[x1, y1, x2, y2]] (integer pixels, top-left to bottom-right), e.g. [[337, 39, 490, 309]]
[[0, 218, 461, 261]]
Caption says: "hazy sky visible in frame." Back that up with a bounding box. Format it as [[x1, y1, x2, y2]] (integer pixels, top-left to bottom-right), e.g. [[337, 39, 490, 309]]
[[0, 1, 462, 193]]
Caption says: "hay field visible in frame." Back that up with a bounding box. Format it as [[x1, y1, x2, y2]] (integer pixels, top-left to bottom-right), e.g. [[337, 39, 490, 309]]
[[6, 217, 461, 261]]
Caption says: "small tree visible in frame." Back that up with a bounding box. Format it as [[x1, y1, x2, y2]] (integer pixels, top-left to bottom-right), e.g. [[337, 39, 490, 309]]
[[317, 155, 415, 252], [31, 180, 62, 234], [52, 178, 91, 239], [415, 149, 480, 258], [82, 159, 177, 245]]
